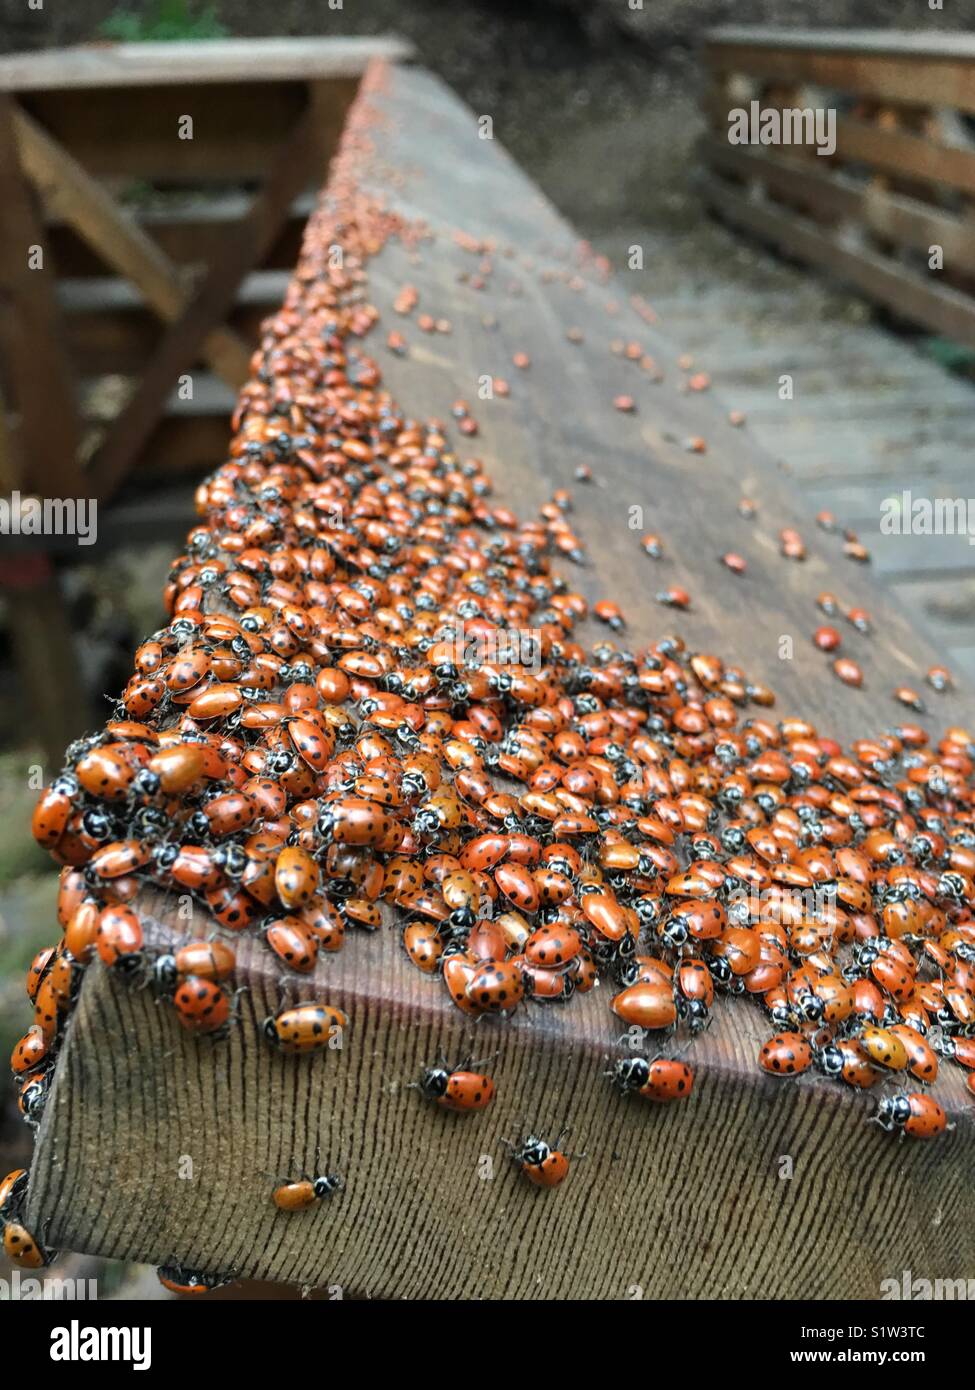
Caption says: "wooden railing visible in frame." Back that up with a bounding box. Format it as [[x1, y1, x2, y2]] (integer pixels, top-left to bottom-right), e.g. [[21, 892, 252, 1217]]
[[0, 37, 412, 506], [702, 27, 975, 348]]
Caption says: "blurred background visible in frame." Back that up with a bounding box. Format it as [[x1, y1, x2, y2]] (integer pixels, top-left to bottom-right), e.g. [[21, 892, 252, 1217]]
[[2, 0, 975, 1297]]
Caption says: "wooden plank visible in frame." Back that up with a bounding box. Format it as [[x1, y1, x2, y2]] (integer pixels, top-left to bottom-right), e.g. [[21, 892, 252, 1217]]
[[14, 107, 251, 389], [20, 81, 339, 181], [0, 94, 80, 497], [836, 116, 975, 199], [0, 37, 413, 92], [707, 27, 975, 59], [60, 301, 272, 377], [704, 172, 975, 350], [705, 138, 975, 275], [46, 200, 312, 277], [705, 42, 975, 114], [27, 64, 975, 1300], [705, 92, 975, 199], [87, 90, 338, 502]]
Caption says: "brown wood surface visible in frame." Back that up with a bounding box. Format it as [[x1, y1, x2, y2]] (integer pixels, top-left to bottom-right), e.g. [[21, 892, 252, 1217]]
[[705, 39, 975, 114], [0, 94, 80, 497], [704, 173, 975, 351], [26, 65, 975, 1299], [13, 107, 251, 389], [86, 83, 345, 503], [705, 137, 975, 276], [0, 38, 413, 92]]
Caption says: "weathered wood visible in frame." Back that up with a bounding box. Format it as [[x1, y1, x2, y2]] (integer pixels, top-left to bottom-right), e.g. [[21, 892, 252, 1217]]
[[0, 94, 80, 497], [704, 137, 975, 275], [0, 38, 413, 92], [705, 37, 975, 114], [26, 65, 975, 1298], [704, 174, 975, 351], [86, 86, 340, 503], [46, 197, 312, 278], [13, 107, 251, 390]]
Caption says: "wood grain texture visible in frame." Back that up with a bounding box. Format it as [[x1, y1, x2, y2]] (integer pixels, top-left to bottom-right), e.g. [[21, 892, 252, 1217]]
[[0, 38, 414, 92], [86, 83, 346, 503], [26, 65, 975, 1298], [13, 107, 251, 390]]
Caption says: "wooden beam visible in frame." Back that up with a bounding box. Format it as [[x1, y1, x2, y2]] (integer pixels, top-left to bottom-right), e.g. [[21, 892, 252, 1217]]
[[705, 92, 975, 199], [0, 37, 413, 92], [13, 107, 251, 390], [27, 64, 975, 1299], [704, 137, 975, 275], [704, 41, 975, 114], [0, 94, 80, 497], [704, 170, 975, 349], [87, 89, 336, 503]]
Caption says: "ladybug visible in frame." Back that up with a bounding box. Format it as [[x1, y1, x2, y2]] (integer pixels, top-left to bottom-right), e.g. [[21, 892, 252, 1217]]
[[3, 1220, 49, 1269], [609, 1055, 693, 1102], [815, 1039, 881, 1089], [271, 1171, 342, 1210], [263, 1002, 348, 1053], [413, 1057, 496, 1112], [874, 1092, 949, 1140], [758, 1032, 812, 1077], [154, 938, 236, 994], [465, 960, 525, 1014], [95, 905, 145, 975], [264, 917, 319, 973], [0, 1167, 28, 1219], [11, 1025, 49, 1075], [524, 923, 582, 970], [610, 980, 677, 1032], [274, 845, 320, 909], [157, 1264, 233, 1296], [503, 1127, 582, 1188], [173, 976, 232, 1036]]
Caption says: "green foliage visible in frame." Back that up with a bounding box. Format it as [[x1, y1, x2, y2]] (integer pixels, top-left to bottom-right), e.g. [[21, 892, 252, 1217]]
[[99, 0, 228, 43]]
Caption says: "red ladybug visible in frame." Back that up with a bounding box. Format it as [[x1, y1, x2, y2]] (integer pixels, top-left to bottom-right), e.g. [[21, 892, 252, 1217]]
[[157, 1264, 233, 1296], [263, 1002, 348, 1054], [504, 1128, 582, 1188], [271, 1171, 342, 1210], [173, 976, 232, 1036], [414, 1057, 496, 1112], [610, 1055, 694, 1102], [758, 1032, 812, 1077], [874, 1092, 948, 1139]]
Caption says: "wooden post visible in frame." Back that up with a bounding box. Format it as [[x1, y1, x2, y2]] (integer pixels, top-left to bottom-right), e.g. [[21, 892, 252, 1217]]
[[0, 93, 80, 498]]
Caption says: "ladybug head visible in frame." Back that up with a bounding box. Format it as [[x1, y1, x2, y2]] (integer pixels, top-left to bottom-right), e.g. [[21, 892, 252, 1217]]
[[613, 1056, 650, 1093], [418, 1065, 449, 1100]]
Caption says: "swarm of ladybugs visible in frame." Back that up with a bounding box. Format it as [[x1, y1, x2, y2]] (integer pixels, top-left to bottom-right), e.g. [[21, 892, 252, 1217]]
[[5, 67, 975, 1282]]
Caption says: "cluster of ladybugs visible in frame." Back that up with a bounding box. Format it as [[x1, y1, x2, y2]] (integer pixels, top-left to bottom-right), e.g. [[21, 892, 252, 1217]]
[[7, 70, 975, 1287]]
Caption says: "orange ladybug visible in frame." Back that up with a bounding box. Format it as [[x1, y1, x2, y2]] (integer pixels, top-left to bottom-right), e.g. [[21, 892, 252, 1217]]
[[414, 1057, 495, 1113], [610, 1055, 693, 1102], [874, 1092, 948, 1140], [504, 1128, 582, 1188], [758, 1032, 813, 1077]]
